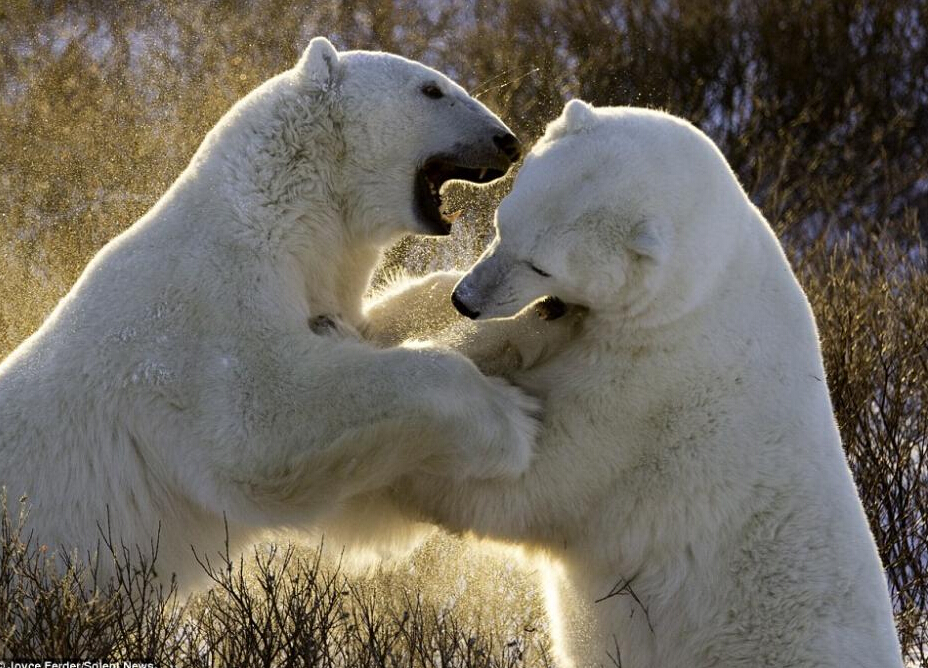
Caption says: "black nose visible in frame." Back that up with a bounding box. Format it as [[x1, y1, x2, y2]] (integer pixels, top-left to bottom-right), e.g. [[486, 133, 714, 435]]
[[451, 291, 480, 319], [493, 132, 522, 163]]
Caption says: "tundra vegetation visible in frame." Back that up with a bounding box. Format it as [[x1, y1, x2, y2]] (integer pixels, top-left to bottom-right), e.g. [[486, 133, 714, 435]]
[[0, 1, 925, 665]]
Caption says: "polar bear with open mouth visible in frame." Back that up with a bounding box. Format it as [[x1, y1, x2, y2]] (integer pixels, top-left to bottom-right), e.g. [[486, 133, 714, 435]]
[[0, 38, 542, 589]]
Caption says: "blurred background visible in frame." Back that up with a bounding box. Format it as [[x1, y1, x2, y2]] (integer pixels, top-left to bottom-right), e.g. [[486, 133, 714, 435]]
[[0, 0, 926, 664]]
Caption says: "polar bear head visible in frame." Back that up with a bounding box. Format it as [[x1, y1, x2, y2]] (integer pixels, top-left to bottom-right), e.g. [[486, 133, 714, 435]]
[[237, 38, 521, 241], [451, 101, 753, 327], [203, 38, 520, 244], [316, 39, 524, 238]]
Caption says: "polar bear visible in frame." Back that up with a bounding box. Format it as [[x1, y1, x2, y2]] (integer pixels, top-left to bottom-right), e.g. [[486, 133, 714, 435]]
[[0, 38, 541, 589], [379, 102, 903, 667]]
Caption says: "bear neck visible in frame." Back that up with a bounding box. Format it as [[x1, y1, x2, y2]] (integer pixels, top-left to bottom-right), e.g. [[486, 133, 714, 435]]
[[293, 227, 382, 327], [202, 92, 383, 326]]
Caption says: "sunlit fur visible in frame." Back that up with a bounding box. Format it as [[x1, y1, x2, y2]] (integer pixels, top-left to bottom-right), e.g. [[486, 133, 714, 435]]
[[0, 38, 538, 590], [390, 101, 903, 667]]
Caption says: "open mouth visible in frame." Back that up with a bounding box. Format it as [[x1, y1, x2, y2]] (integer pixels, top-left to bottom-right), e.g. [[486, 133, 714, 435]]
[[414, 157, 508, 235], [535, 296, 568, 321]]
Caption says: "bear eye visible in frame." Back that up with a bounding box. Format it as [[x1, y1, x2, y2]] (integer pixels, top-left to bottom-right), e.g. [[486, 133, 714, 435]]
[[421, 83, 444, 99], [529, 263, 551, 277]]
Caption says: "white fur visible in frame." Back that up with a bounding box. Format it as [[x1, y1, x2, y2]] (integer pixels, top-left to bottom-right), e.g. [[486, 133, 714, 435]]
[[391, 104, 904, 667], [0, 38, 536, 589]]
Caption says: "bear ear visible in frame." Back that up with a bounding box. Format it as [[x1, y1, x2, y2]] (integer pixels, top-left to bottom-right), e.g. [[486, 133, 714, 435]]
[[562, 99, 597, 133], [628, 219, 668, 262], [297, 37, 339, 90]]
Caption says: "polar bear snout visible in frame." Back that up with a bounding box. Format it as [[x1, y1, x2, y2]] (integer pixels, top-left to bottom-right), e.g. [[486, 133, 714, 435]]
[[451, 289, 480, 320], [413, 132, 521, 236], [493, 132, 522, 162], [451, 250, 521, 320], [450, 264, 497, 319]]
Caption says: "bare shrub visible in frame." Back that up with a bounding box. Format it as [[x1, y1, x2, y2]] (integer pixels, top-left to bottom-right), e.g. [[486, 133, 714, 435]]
[[794, 220, 928, 664], [0, 498, 550, 666]]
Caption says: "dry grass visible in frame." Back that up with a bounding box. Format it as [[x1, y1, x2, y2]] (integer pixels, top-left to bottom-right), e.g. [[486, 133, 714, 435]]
[[0, 495, 551, 666], [799, 222, 928, 664]]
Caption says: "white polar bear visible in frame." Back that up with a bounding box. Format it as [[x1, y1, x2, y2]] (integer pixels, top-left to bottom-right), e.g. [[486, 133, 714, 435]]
[[382, 101, 903, 667], [0, 37, 540, 589]]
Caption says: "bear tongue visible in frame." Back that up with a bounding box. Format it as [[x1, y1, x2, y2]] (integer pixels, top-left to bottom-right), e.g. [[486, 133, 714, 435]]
[[443, 210, 463, 225]]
